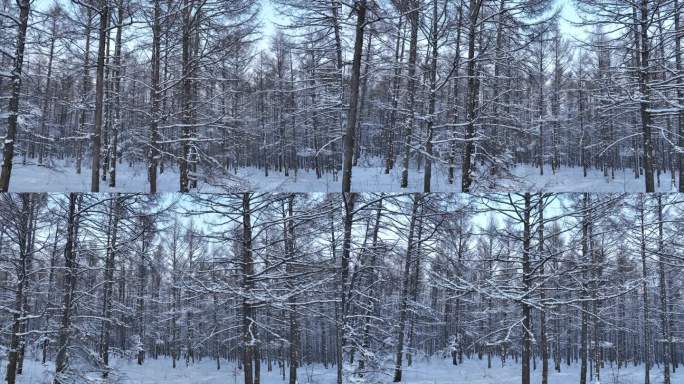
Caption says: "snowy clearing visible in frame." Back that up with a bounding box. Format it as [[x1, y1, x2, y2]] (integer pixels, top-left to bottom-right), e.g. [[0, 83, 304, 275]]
[[5, 161, 679, 192], [2, 356, 678, 384]]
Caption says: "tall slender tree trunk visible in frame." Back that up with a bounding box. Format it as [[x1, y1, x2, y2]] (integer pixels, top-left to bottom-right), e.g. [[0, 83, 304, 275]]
[[521, 193, 532, 384], [342, 0, 367, 192], [109, 1, 124, 187], [638, 0, 655, 192], [337, 193, 356, 384], [657, 195, 671, 384], [179, 0, 193, 192], [38, 12, 58, 165], [424, 0, 441, 192], [461, 0, 482, 192], [353, 32, 372, 167], [393, 195, 421, 382], [4, 195, 35, 384], [76, 4, 93, 175], [54, 194, 81, 384], [330, 0, 344, 176], [400, 0, 420, 188], [676, 0, 684, 192], [639, 195, 651, 384], [285, 195, 299, 384], [136, 219, 149, 365], [537, 36, 545, 176], [358, 199, 383, 376], [0, 0, 30, 191], [579, 193, 590, 384], [407, 208, 424, 367], [447, 5, 463, 184], [42, 229, 60, 364], [91, 1, 109, 192], [538, 195, 548, 384], [242, 193, 256, 384], [100, 194, 120, 377], [385, 15, 406, 174], [149, 0, 162, 193], [15, 202, 36, 376]]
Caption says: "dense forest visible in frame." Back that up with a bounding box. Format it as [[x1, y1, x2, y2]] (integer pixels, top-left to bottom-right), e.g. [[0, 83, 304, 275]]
[[1, 0, 683, 192], [0, 192, 682, 383]]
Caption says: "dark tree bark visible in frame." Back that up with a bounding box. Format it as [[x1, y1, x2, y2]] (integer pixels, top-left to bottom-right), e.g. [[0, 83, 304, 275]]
[[538, 195, 548, 384], [423, 0, 442, 192], [521, 193, 532, 384], [400, 0, 420, 188], [0, 0, 31, 191], [242, 193, 257, 384], [639, 195, 651, 384], [637, 0, 655, 192], [657, 195, 671, 384], [337, 192, 356, 384], [38, 9, 59, 165], [341, 0, 367, 192], [393, 195, 421, 382], [179, 0, 194, 192], [76, 3, 94, 175], [149, 0, 162, 193], [461, 0, 482, 192], [91, 1, 110, 192], [54, 194, 81, 384], [108, 0, 124, 187], [579, 193, 590, 384], [285, 194, 299, 384], [4, 195, 36, 384], [100, 194, 121, 377], [676, 0, 684, 192]]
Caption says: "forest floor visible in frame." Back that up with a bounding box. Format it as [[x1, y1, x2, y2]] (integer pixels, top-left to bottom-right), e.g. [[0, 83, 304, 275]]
[[3, 355, 680, 384], [6, 160, 680, 192]]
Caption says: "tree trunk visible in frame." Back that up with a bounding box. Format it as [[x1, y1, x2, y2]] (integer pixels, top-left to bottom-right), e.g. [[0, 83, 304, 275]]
[[91, 1, 109, 192], [393, 195, 421, 382], [579, 193, 590, 384], [638, 0, 655, 192], [337, 192, 356, 384], [639, 195, 651, 384], [100, 194, 120, 377], [54, 194, 81, 384], [353, 32, 372, 167], [242, 193, 256, 384], [38, 12, 58, 165], [385, 15, 406, 174], [285, 195, 299, 384], [341, 0, 367, 192], [461, 0, 482, 192], [657, 195, 671, 384], [108, 0, 124, 187], [0, 0, 30, 191], [358, 199, 383, 376], [76, 4, 93, 175], [447, 6, 464, 183], [538, 195, 548, 384], [676, 0, 684, 192], [424, 0, 441, 192], [400, 0, 420, 188], [521, 193, 532, 384], [179, 0, 194, 192], [4, 195, 35, 384], [149, 0, 162, 193]]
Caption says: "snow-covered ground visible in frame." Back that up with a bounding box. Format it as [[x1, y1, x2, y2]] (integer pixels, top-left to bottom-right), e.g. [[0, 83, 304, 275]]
[[2, 356, 679, 384], [5, 160, 680, 192]]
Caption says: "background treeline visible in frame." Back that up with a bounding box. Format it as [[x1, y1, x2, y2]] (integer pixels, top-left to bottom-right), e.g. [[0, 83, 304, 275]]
[[1, 0, 683, 192], [0, 192, 682, 384]]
